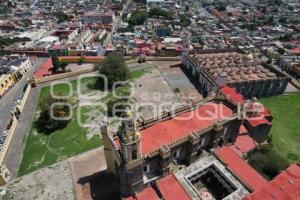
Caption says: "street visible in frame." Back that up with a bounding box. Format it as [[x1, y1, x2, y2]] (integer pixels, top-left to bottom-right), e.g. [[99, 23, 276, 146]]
[[0, 58, 46, 137]]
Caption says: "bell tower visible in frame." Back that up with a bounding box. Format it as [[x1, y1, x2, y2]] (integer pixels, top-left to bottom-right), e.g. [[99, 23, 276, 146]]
[[118, 108, 144, 197], [181, 30, 190, 65]]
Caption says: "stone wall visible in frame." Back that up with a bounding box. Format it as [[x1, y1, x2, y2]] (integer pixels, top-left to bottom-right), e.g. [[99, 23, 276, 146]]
[[0, 84, 31, 166], [34, 68, 96, 84]]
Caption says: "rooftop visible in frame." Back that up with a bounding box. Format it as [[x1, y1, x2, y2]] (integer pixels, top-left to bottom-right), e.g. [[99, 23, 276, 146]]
[[215, 146, 268, 192], [189, 52, 280, 85], [221, 86, 245, 105], [34, 58, 53, 78], [175, 155, 249, 200], [157, 174, 191, 200], [243, 164, 300, 200], [126, 187, 159, 200], [230, 135, 257, 157], [140, 102, 233, 156], [125, 174, 190, 200]]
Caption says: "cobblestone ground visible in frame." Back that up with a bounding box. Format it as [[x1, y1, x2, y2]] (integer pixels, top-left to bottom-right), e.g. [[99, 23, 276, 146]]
[[134, 66, 181, 118], [0, 160, 75, 200]]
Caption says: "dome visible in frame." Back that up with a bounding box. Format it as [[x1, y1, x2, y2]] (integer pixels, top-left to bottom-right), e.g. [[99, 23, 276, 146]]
[[123, 107, 133, 118], [244, 53, 254, 62]]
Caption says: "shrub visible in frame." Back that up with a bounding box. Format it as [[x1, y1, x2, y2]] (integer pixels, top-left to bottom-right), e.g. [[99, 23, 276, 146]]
[[36, 95, 72, 134], [248, 145, 289, 179]]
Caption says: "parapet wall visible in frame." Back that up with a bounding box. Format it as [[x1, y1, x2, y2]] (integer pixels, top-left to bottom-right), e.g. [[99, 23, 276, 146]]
[[58, 56, 104, 63], [138, 94, 216, 129], [34, 68, 96, 84]]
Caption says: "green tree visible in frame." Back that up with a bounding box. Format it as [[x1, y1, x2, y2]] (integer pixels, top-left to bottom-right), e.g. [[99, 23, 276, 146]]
[[128, 10, 148, 27], [248, 145, 289, 179], [278, 17, 287, 24], [50, 51, 61, 73], [55, 10, 72, 23], [107, 98, 128, 117], [180, 15, 191, 27], [133, 0, 146, 3], [96, 53, 129, 88], [279, 33, 294, 42], [148, 7, 173, 20], [0, 36, 31, 47], [36, 95, 72, 134], [21, 19, 32, 27]]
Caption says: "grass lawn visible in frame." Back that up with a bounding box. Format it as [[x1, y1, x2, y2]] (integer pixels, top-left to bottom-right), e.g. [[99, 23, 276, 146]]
[[18, 68, 150, 176], [18, 77, 102, 176], [259, 94, 300, 163]]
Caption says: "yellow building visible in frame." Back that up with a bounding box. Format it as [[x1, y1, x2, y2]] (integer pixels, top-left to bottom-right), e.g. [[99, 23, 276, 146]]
[[0, 71, 21, 98]]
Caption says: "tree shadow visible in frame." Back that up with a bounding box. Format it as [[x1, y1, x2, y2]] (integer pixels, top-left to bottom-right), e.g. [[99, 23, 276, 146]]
[[87, 77, 106, 91], [77, 170, 121, 200], [35, 111, 69, 135]]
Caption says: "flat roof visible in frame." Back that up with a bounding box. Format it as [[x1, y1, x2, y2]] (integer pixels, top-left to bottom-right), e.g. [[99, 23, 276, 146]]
[[140, 102, 233, 156], [157, 174, 191, 200], [126, 187, 159, 200], [230, 135, 257, 157], [243, 164, 300, 200], [34, 58, 53, 78], [221, 86, 245, 104], [215, 146, 268, 192]]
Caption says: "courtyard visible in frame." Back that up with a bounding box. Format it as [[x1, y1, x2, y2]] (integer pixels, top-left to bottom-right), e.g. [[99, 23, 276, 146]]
[[18, 62, 183, 176], [18, 76, 103, 176]]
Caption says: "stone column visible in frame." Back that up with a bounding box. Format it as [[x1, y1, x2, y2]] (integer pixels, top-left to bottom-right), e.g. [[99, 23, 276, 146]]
[[159, 146, 171, 177], [187, 133, 200, 164], [212, 121, 224, 148]]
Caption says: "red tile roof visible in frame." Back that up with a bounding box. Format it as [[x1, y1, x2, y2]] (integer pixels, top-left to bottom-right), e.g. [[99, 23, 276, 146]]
[[157, 174, 191, 200], [221, 86, 245, 104], [261, 106, 272, 118], [292, 48, 300, 54], [34, 58, 53, 78], [239, 124, 248, 135], [230, 135, 257, 157], [126, 187, 160, 200], [215, 146, 268, 191], [243, 164, 300, 200], [247, 117, 272, 127], [245, 102, 272, 127], [141, 102, 233, 156]]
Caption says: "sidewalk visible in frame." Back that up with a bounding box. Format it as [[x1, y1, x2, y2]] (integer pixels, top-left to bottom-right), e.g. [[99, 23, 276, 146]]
[[3, 86, 40, 179]]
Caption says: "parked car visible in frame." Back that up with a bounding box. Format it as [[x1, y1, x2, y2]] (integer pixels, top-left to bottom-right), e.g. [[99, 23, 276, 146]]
[[6, 119, 13, 130]]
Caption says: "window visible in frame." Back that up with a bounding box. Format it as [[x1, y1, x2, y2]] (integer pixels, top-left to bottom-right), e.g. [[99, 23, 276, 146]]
[[143, 165, 150, 173], [200, 135, 207, 147], [173, 149, 180, 159], [241, 86, 245, 92], [132, 144, 137, 160]]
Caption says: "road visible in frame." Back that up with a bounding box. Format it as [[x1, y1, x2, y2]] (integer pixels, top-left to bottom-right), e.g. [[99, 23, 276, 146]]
[[0, 58, 45, 136], [102, 0, 127, 48], [4, 86, 40, 179]]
